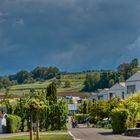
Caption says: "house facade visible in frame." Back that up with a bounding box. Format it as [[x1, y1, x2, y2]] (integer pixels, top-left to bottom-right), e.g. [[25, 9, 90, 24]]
[[125, 71, 140, 96], [96, 71, 140, 100], [108, 82, 126, 99], [98, 89, 109, 100]]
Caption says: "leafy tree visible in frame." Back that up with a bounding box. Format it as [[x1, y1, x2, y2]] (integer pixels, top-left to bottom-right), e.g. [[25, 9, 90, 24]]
[[16, 70, 32, 84], [0, 77, 14, 89], [49, 99, 67, 130], [46, 82, 57, 104], [90, 100, 109, 122], [130, 58, 139, 69], [27, 98, 46, 140], [31, 66, 60, 80], [109, 79, 115, 87], [83, 74, 95, 92], [14, 97, 28, 132]]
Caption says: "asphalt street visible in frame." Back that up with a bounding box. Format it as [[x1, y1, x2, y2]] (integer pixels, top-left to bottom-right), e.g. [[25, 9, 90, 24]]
[[70, 127, 140, 140]]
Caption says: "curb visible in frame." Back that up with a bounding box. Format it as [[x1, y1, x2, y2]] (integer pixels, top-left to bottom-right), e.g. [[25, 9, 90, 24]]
[[68, 131, 77, 140]]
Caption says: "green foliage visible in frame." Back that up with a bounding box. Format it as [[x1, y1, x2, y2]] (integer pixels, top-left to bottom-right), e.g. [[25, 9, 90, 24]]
[[90, 100, 109, 121], [123, 93, 140, 128], [7, 115, 21, 133], [118, 58, 139, 80], [64, 80, 71, 88], [82, 59, 139, 92], [27, 99, 46, 112], [14, 98, 27, 132], [0, 76, 14, 89], [16, 70, 32, 84], [108, 98, 121, 112], [49, 99, 68, 130], [31, 66, 60, 80], [0, 135, 73, 140], [82, 74, 96, 92], [95, 120, 111, 129], [111, 108, 128, 134], [46, 82, 57, 104], [74, 114, 89, 123]]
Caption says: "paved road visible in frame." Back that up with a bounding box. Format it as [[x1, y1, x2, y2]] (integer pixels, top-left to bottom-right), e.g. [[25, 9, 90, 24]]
[[70, 127, 140, 140]]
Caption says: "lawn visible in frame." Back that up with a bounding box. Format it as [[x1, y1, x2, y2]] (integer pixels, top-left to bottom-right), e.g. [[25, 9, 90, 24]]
[[1, 135, 73, 140]]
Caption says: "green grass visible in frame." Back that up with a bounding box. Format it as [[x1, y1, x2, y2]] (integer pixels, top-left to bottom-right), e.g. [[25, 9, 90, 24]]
[[7, 76, 86, 96], [0, 72, 94, 96], [1, 135, 73, 140]]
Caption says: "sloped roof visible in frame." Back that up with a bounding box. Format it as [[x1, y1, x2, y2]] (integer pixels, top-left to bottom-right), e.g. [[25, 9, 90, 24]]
[[126, 71, 140, 82], [99, 88, 109, 95], [120, 82, 126, 87], [110, 82, 125, 90]]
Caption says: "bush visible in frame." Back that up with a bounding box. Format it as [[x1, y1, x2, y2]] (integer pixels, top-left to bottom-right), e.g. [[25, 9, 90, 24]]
[[111, 108, 128, 134], [74, 114, 89, 123], [95, 120, 111, 129], [7, 115, 21, 133]]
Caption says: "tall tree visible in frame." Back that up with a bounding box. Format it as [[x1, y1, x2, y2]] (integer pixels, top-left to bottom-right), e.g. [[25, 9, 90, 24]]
[[130, 58, 139, 69], [46, 82, 57, 104], [83, 74, 95, 92], [16, 70, 32, 84]]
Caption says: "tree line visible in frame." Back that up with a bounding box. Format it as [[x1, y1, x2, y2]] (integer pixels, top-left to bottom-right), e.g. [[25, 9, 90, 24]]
[[0, 58, 139, 91], [83, 58, 140, 92], [0, 66, 60, 89]]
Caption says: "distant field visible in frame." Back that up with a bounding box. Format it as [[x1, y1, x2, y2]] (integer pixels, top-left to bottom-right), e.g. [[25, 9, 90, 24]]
[[3, 72, 96, 96]]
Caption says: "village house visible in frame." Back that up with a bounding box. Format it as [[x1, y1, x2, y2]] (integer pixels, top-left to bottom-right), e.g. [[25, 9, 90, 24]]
[[96, 71, 140, 100], [98, 88, 109, 100], [125, 71, 140, 96], [108, 82, 126, 99]]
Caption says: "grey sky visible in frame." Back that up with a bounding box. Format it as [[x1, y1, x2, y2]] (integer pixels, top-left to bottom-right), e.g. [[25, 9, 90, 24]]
[[0, 0, 140, 75]]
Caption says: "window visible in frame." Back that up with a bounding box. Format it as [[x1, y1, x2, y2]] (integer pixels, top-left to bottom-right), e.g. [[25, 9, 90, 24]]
[[127, 85, 136, 94]]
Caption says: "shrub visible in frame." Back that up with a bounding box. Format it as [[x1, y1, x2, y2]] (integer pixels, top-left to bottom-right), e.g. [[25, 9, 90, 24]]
[[95, 120, 112, 129], [74, 114, 89, 123], [7, 115, 21, 133], [111, 108, 128, 134]]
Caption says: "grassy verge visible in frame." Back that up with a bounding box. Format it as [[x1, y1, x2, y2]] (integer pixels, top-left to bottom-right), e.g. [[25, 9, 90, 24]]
[[1, 134, 73, 140]]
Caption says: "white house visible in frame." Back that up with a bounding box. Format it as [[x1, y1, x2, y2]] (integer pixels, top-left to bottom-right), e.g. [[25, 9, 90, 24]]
[[125, 71, 140, 96], [90, 71, 140, 101], [98, 88, 109, 100], [108, 82, 126, 99]]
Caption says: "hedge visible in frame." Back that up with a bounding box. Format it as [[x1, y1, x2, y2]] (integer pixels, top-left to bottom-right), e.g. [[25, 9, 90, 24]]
[[7, 115, 21, 133], [74, 114, 89, 123], [111, 108, 128, 134]]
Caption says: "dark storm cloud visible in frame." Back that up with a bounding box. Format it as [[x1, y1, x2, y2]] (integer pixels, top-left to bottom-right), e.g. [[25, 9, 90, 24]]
[[0, 0, 140, 74]]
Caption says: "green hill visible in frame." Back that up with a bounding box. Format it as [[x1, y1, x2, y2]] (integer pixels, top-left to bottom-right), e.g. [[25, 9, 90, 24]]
[[6, 72, 95, 96]]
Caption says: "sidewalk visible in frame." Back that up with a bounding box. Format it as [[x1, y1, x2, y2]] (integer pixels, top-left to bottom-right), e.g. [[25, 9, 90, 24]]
[[0, 132, 68, 139]]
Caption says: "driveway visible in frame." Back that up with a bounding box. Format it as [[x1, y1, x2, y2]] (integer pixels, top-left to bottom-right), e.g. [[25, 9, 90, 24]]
[[69, 127, 140, 140]]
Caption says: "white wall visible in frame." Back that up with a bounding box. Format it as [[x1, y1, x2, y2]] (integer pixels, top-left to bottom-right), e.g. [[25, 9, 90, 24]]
[[126, 81, 140, 97], [108, 89, 126, 99]]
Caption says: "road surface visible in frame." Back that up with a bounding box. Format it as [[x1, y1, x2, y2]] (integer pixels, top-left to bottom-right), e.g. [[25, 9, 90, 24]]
[[69, 127, 140, 140]]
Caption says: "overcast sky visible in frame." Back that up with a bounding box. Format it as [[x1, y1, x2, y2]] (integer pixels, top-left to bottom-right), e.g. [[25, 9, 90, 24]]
[[0, 0, 140, 75]]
